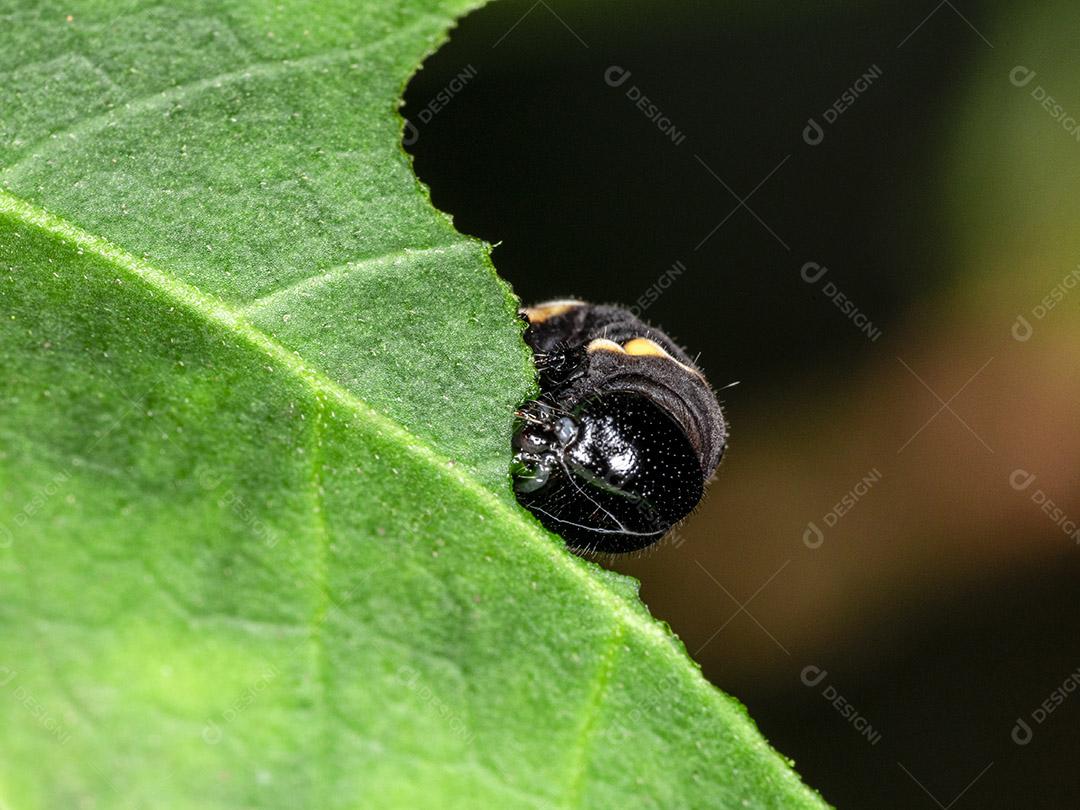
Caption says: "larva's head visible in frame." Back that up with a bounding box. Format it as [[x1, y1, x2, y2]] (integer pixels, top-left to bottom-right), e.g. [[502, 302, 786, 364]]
[[512, 300, 726, 553]]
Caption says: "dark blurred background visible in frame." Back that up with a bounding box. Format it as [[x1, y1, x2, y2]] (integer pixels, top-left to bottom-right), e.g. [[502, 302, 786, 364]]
[[403, 1, 1080, 806]]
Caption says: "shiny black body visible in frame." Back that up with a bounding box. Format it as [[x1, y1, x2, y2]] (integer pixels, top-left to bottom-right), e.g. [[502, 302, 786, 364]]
[[512, 301, 726, 553]]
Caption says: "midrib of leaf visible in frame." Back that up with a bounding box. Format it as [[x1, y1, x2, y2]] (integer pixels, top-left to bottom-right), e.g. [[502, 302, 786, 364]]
[[0, 184, 730, 761]]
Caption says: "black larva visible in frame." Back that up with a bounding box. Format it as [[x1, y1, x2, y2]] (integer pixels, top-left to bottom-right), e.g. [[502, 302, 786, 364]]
[[512, 300, 726, 553]]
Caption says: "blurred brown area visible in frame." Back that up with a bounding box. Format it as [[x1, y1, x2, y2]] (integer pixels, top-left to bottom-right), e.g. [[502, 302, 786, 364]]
[[405, 0, 1080, 806], [631, 317, 1080, 690]]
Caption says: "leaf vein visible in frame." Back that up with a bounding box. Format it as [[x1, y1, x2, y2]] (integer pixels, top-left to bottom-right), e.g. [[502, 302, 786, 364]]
[[306, 396, 332, 803], [0, 22, 429, 179], [238, 242, 470, 315], [564, 623, 623, 808]]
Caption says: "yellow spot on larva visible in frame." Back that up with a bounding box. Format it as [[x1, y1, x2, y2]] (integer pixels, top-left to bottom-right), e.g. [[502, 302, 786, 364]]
[[623, 337, 671, 359], [586, 338, 627, 354], [523, 299, 583, 324], [623, 338, 704, 379]]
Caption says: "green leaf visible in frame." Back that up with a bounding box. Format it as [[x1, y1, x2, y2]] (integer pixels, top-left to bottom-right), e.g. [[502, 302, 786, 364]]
[[0, 1, 826, 807]]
